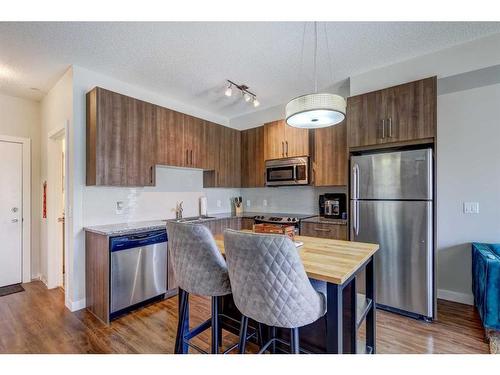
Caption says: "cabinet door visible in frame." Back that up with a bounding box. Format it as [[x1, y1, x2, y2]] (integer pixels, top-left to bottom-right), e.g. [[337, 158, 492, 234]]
[[94, 88, 128, 185], [284, 121, 309, 157], [156, 107, 184, 167], [202, 121, 220, 171], [264, 120, 285, 160], [226, 127, 241, 187], [241, 218, 254, 230], [183, 115, 204, 168], [386, 77, 436, 143], [241, 126, 265, 187], [347, 90, 385, 148], [140, 102, 156, 186], [313, 121, 347, 186]]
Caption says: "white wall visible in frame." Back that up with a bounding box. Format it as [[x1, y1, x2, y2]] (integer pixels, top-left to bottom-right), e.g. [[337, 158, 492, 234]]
[[437, 82, 500, 304], [0, 93, 41, 279], [40, 68, 73, 289], [350, 33, 500, 95], [348, 33, 500, 305]]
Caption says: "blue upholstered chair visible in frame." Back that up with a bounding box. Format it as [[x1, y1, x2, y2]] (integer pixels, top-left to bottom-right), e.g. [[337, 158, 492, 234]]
[[472, 243, 500, 330]]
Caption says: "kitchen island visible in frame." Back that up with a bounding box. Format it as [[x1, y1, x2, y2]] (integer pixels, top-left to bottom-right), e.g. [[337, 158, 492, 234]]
[[182, 232, 379, 354]]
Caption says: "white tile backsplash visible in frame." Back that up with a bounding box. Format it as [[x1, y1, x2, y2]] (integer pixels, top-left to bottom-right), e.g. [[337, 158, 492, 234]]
[[241, 186, 346, 214]]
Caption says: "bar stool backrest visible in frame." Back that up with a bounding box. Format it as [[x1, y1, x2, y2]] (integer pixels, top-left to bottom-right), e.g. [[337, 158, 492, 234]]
[[224, 229, 326, 328], [167, 222, 231, 296]]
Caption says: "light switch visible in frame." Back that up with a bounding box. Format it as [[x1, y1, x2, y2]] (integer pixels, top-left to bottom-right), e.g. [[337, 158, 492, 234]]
[[116, 201, 124, 215], [463, 202, 479, 214]]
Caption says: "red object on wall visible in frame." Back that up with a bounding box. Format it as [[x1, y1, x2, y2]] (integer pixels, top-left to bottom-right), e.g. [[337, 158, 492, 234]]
[[43, 181, 47, 219]]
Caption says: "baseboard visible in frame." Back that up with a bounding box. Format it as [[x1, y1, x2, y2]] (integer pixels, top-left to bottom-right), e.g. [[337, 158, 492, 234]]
[[66, 298, 86, 312], [437, 289, 474, 305]]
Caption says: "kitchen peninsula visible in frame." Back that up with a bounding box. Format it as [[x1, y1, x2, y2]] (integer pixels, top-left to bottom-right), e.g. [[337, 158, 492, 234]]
[[213, 233, 379, 354]]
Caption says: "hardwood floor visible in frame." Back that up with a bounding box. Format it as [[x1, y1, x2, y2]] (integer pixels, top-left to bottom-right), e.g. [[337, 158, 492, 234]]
[[0, 281, 489, 354]]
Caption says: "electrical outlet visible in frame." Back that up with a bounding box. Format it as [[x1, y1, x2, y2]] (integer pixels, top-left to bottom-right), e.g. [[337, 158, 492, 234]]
[[116, 201, 124, 215], [263, 199, 268, 207], [463, 202, 479, 214], [217, 200, 222, 208], [246, 200, 251, 207]]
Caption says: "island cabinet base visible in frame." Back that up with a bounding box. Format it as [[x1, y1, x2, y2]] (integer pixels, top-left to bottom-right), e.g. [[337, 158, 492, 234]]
[[219, 266, 375, 354]]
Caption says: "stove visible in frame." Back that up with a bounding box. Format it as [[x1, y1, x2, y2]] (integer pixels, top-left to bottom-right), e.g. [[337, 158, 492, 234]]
[[253, 213, 315, 233]]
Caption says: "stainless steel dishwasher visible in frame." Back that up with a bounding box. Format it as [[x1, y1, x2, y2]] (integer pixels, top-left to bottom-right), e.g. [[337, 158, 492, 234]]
[[110, 230, 167, 317]]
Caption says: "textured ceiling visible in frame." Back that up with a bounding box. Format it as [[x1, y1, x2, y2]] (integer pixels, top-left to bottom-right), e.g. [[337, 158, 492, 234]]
[[1, 22, 500, 119]]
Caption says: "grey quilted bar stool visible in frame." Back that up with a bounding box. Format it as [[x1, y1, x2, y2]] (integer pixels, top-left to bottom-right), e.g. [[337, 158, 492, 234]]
[[167, 221, 232, 354], [224, 229, 326, 354]]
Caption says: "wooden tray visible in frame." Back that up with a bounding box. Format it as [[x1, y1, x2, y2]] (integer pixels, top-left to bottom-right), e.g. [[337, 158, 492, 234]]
[[253, 223, 295, 240]]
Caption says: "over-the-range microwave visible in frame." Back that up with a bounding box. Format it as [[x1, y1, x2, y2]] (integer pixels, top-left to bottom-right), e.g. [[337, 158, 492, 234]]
[[265, 157, 309, 186]]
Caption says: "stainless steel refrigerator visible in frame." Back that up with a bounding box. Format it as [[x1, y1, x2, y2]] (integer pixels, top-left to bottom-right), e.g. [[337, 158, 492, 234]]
[[350, 148, 434, 320]]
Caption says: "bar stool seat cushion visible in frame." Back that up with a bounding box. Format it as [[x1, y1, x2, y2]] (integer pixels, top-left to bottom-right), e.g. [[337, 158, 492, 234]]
[[224, 230, 326, 328], [167, 222, 231, 297]]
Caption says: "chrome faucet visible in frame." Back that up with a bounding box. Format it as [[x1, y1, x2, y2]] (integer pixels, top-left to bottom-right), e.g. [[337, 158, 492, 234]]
[[176, 201, 184, 220]]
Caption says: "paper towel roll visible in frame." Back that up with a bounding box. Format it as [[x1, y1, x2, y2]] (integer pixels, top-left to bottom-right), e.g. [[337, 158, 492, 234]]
[[199, 196, 208, 216]]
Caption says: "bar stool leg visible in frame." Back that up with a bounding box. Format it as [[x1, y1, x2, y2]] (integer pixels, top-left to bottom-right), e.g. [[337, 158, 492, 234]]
[[270, 326, 276, 354], [211, 296, 219, 354], [290, 327, 300, 354], [217, 296, 223, 348], [175, 288, 188, 354], [238, 315, 249, 354]]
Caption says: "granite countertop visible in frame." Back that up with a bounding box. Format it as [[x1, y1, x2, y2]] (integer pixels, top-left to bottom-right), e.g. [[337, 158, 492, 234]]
[[301, 216, 348, 226], [84, 211, 326, 236], [84, 220, 168, 236]]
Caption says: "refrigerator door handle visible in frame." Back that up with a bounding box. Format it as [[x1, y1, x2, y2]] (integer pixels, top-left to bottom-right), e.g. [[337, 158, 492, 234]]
[[352, 200, 360, 236], [352, 163, 360, 199]]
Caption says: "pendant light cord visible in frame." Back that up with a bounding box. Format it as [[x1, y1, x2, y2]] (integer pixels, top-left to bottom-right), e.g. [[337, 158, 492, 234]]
[[313, 21, 318, 93]]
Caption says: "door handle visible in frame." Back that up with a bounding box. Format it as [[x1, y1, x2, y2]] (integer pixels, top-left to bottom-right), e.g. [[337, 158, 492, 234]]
[[352, 163, 360, 199], [352, 200, 360, 236], [285, 141, 289, 157]]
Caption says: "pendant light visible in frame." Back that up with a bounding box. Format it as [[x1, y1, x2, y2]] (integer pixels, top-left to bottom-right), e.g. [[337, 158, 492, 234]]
[[286, 22, 346, 129]]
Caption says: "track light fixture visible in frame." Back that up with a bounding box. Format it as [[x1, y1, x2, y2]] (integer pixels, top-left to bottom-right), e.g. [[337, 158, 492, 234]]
[[224, 79, 259, 108]]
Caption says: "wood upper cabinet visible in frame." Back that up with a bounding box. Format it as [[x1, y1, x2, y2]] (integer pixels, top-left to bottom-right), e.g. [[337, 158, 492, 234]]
[[155, 106, 184, 167], [217, 126, 241, 187], [87, 87, 156, 186], [348, 76, 436, 148], [241, 126, 265, 187], [264, 120, 309, 160], [183, 115, 205, 168], [312, 121, 347, 186]]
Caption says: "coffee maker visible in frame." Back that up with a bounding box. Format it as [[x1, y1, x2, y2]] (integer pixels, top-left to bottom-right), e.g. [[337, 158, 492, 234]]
[[319, 193, 346, 220]]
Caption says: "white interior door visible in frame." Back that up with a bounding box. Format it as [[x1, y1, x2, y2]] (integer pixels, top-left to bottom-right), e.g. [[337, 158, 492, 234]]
[[0, 141, 23, 287]]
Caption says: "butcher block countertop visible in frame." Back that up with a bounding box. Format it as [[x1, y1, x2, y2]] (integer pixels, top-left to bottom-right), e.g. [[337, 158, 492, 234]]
[[214, 232, 379, 285]]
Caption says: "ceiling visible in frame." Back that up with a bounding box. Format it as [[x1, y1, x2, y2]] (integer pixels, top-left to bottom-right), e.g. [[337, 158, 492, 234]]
[[1, 22, 500, 119]]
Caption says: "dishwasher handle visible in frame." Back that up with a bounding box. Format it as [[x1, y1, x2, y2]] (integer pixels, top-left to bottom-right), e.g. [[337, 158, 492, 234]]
[[110, 230, 167, 252]]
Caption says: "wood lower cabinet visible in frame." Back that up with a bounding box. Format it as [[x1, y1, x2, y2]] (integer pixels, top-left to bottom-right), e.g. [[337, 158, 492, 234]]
[[348, 76, 436, 149], [87, 87, 156, 186], [300, 222, 348, 240], [241, 126, 265, 187], [312, 121, 347, 186], [264, 120, 309, 160]]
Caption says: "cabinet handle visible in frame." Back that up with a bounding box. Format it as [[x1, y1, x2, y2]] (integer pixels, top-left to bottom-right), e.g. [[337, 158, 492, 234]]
[[285, 141, 288, 156], [186, 149, 188, 165], [314, 227, 331, 232], [150, 166, 153, 184], [190, 150, 193, 165], [381, 119, 386, 139], [388, 117, 393, 138], [282, 141, 284, 157]]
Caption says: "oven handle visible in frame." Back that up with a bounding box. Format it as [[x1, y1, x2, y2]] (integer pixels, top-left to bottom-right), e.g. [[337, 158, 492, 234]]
[[293, 165, 297, 181]]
